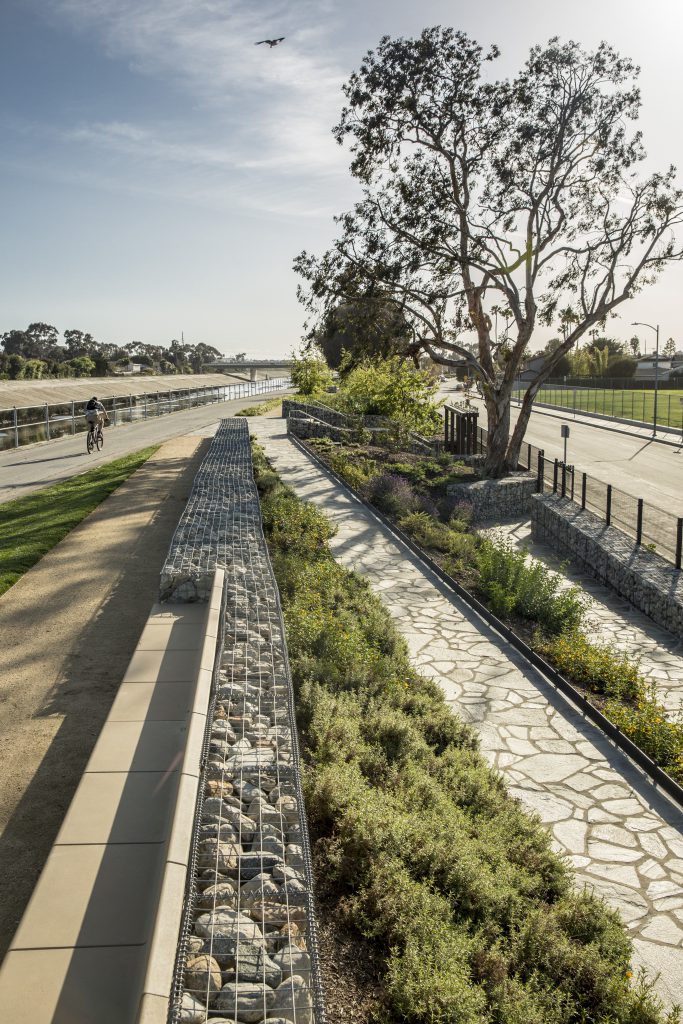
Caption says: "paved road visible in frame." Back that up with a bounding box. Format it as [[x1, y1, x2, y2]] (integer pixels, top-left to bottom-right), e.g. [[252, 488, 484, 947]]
[[0, 392, 288, 505], [438, 382, 683, 514], [254, 416, 683, 1008]]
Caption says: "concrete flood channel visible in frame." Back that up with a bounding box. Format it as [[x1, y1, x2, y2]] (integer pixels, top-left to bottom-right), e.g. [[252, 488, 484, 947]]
[[161, 419, 323, 1024]]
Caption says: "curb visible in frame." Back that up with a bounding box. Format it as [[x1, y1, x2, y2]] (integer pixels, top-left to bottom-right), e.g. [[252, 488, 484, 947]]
[[289, 434, 683, 814]]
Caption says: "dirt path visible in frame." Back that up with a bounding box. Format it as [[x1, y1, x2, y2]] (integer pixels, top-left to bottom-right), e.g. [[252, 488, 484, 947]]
[[0, 433, 210, 959]]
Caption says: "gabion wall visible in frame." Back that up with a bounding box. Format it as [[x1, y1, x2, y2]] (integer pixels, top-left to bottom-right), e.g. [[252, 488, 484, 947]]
[[164, 420, 325, 1024]]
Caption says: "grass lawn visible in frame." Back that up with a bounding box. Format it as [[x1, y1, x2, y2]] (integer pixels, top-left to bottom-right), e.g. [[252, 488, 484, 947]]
[[234, 395, 283, 417], [0, 446, 159, 597], [518, 386, 683, 429]]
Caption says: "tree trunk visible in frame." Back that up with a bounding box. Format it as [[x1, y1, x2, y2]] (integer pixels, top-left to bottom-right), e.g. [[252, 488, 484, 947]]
[[505, 387, 536, 471], [482, 387, 511, 477]]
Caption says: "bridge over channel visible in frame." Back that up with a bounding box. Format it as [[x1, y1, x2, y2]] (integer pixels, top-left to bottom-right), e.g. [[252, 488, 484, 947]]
[[206, 359, 293, 381]]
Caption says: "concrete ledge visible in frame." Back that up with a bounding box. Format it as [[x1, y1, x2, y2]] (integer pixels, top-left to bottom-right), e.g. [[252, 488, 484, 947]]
[[137, 568, 224, 1022], [0, 570, 224, 1024]]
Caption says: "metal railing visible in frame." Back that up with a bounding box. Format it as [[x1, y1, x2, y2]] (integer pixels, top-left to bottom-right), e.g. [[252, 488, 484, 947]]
[[0, 378, 291, 451], [468, 422, 682, 568]]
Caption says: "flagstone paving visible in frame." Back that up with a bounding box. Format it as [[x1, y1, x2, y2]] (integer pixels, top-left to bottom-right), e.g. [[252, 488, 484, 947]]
[[253, 418, 683, 1009], [481, 519, 683, 714]]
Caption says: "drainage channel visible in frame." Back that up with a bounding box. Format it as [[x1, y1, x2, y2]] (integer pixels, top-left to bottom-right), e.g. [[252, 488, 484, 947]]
[[161, 419, 324, 1024]]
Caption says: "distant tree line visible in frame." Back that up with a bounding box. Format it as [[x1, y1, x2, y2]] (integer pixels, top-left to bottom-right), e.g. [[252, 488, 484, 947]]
[[0, 323, 222, 380]]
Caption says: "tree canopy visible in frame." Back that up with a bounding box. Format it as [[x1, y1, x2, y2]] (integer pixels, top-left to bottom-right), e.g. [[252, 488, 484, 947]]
[[296, 29, 683, 474], [0, 325, 222, 380]]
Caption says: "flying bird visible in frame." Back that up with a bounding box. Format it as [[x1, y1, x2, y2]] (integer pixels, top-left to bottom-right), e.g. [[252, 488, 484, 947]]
[[255, 37, 285, 47]]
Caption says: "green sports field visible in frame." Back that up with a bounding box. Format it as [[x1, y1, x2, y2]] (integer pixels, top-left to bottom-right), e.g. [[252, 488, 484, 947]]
[[516, 386, 683, 430]]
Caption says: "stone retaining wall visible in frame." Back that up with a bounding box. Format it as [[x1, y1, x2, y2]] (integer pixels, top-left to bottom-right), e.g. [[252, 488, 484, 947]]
[[286, 412, 355, 443], [162, 420, 323, 1024], [531, 493, 683, 639], [447, 472, 538, 521]]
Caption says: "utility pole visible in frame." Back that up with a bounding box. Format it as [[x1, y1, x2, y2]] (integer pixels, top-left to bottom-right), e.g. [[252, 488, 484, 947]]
[[632, 322, 660, 436]]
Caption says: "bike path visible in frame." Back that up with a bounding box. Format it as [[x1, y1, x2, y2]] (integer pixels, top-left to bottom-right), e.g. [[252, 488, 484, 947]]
[[254, 416, 683, 1008], [0, 392, 289, 505]]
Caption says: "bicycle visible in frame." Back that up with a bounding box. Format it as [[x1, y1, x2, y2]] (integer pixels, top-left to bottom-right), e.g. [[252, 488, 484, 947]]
[[86, 420, 104, 454]]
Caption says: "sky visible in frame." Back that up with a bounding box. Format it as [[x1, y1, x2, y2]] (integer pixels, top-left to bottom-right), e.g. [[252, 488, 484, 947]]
[[1, 0, 683, 358]]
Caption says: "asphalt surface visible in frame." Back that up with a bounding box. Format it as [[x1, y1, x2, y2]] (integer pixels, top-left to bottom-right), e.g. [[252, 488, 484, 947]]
[[438, 382, 683, 515], [0, 391, 289, 504]]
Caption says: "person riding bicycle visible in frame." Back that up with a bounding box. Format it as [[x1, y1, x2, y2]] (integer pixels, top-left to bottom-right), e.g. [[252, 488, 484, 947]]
[[84, 397, 109, 436]]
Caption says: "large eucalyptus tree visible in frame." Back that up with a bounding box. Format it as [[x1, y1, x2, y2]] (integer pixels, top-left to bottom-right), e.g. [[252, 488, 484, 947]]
[[295, 29, 683, 476]]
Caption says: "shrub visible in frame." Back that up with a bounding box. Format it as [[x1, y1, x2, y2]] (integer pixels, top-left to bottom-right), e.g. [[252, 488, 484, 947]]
[[367, 471, 421, 517], [290, 353, 334, 395], [449, 499, 474, 531], [335, 356, 443, 434], [251, 441, 675, 1024], [476, 537, 587, 635], [606, 686, 683, 783], [539, 629, 642, 700]]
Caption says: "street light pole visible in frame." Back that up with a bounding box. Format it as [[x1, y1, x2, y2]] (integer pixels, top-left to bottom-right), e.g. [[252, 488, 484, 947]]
[[632, 321, 660, 437]]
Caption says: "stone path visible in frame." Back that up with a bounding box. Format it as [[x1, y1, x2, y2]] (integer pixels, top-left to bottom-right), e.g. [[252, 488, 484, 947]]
[[480, 520, 683, 714], [253, 418, 683, 1009]]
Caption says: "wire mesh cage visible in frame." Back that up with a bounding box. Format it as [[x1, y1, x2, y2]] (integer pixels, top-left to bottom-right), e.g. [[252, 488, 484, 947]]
[[163, 419, 325, 1024]]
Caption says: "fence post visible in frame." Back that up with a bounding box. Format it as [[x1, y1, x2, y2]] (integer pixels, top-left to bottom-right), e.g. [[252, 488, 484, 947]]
[[636, 499, 644, 545], [144, 393, 148, 419], [581, 472, 587, 509], [112, 397, 117, 426], [527, 441, 531, 470], [553, 459, 559, 493], [570, 466, 575, 501], [606, 485, 612, 526], [676, 518, 683, 570], [71, 400, 76, 434], [561, 462, 567, 497], [13, 407, 18, 448], [537, 452, 544, 493], [129, 394, 133, 420], [45, 404, 50, 440]]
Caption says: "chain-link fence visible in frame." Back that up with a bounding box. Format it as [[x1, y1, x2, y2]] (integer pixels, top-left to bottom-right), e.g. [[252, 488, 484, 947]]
[[0, 377, 290, 450]]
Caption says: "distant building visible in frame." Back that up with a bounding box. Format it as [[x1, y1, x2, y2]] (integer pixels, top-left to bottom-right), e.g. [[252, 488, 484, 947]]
[[517, 355, 547, 382], [112, 361, 143, 376], [634, 356, 679, 380]]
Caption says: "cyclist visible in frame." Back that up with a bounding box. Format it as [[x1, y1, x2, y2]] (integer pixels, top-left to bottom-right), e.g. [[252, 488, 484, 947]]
[[84, 397, 109, 438]]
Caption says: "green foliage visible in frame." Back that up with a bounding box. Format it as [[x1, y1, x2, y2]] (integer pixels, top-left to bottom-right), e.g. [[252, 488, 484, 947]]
[[335, 356, 442, 434], [476, 537, 587, 635], [252, 441, 675, 1024], [399, 511, 461, 553], [234, 396, 283, 417], [366, 470, 421, 517], [290, 353, 334, 395], [0, 446, 159, 596], [387, 456, 475, 495], [605, 686, 683, 783], [538, 630, 641, 700]]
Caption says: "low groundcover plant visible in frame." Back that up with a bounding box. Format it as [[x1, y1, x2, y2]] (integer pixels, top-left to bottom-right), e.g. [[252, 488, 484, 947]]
[[251, 438, 677, 1024]]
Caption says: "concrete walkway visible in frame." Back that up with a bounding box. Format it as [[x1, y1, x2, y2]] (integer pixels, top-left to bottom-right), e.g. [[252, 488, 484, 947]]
[[253, 417, 683, 1008], [481, 520, 683, 714], [0, 432, 212, 959]]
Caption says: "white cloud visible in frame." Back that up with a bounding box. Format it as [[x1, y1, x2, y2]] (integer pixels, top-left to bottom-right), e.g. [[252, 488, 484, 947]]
[[48, 0, 351, 205]]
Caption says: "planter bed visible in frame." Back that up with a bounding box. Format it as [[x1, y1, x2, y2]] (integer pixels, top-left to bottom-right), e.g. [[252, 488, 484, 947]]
[[298, 435, 683, 798]]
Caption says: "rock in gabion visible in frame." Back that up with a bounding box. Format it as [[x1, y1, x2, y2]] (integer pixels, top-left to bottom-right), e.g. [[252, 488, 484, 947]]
[[167, 420, 321, 1024]]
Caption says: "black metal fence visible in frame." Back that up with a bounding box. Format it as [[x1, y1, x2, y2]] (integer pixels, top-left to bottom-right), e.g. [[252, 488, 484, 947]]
[[465, 418, 682, 569]]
